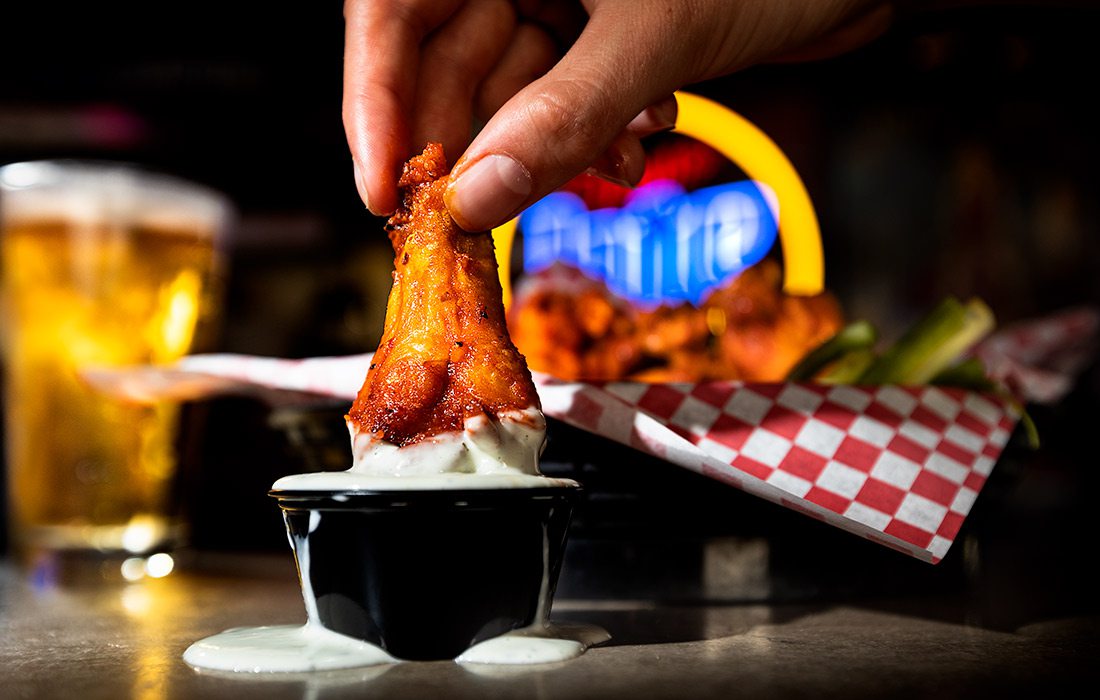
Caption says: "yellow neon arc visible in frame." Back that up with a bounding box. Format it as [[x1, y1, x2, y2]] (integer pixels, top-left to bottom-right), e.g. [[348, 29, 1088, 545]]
[[672, 92, 824, 296], [492, 90, 826, 307]]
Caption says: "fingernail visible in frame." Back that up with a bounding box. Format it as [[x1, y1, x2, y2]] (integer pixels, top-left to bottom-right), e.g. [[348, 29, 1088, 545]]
[[446, 154, 532, 231], [353, 160, 374, 213], [587, 142, 644, 189], [628, 98, 678, 135], [584, 166, 633, 189]]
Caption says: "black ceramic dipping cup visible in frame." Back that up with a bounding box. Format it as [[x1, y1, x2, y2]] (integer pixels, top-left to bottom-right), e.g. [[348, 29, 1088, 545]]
[[269, 485, 580, 661]]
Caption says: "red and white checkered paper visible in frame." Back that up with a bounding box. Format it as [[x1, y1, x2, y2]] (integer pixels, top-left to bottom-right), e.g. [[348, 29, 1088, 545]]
[[143, 307, 1096, 564], [539, 376, 1014, 563]]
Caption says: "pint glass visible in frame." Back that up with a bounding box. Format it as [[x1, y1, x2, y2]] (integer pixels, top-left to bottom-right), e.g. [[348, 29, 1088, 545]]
[[0, 161, 230, 557]]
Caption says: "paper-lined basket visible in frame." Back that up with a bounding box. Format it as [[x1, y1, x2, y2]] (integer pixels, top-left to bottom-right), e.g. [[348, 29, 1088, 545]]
[[79, 98, 1097, 564], [85, 306, 1095, 564]]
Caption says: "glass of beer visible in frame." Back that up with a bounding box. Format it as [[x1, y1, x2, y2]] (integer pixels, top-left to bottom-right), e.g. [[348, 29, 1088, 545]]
[[0, 160, 231, 560]]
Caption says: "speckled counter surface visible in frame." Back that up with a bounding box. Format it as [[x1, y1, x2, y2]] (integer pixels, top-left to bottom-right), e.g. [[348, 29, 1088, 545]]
[[6, 376, 1100, 698], [2, 550, 1097, 700]]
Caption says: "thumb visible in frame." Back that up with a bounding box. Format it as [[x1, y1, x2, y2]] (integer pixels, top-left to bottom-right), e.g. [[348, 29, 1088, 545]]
[[444, 2, 686, 232]]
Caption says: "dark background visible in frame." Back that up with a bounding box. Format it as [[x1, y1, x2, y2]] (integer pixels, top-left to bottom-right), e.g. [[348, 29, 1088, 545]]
[[1, 1, 1098, 613], [4, 3, 1097, 355]]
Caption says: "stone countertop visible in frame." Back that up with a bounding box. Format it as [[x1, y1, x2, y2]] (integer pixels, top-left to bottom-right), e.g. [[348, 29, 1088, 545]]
[[1, 548, 1097, 700], [5, 371, 1100, 698]]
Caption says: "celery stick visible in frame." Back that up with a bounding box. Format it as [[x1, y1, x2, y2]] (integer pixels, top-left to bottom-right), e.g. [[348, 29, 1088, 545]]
[[1018, 408, 1041, 449], [933, 358, 1040, 449], [787, 320, 878, 382], [930, 357, 997, 392], [818, 348, 877, 384], [857, 297, 995, 385]]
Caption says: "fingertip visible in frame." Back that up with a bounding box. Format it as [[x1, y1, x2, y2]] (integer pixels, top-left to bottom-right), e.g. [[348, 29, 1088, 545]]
[[445, 153, 532, 232], [627, 94, 678, 136], [586, 132, 646, 188], [345, 105, 401, 215], [354, 158, 398, 216], [352, 159, 374, 212]]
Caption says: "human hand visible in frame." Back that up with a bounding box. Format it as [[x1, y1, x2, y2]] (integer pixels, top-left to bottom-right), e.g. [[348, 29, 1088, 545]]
[[343, 0, 893, 231]]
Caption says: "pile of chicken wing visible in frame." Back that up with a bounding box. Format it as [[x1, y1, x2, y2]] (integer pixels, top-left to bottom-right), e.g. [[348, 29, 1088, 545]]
[[507, 259, 843, 382]]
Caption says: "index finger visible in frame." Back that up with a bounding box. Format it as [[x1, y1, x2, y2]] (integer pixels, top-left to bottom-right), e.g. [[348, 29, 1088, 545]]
[[343, 0, 463, 215]]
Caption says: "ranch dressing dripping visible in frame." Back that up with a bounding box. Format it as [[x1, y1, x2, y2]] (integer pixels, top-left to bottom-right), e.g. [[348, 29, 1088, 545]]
[[272, 408, 580, 492], [183, 513, 606, 671], [456, 521, 609, 665], [183, 511, 397, 672], [185, 406, 604, 673]]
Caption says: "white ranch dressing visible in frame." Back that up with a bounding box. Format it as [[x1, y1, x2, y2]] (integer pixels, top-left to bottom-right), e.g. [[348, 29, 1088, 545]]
[[348, 408, 547, 476], [182, 624, 394, 673], [184, 511, 398, 672], [274, 407, 578, 491], [273, 471, 577, 491], [185, 513, 607, 671], [457, 523, 609, 665], [456, 623, 611, 665], [184, 405, 605, 673], [273, 408, 568, 491]]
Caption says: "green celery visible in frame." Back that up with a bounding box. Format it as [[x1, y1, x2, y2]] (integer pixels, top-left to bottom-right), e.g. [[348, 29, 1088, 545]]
[[786, 320, 877, 382], [818, 348, 877, 384], [930, 357, 997, 392], [857, 297, 995, 385]]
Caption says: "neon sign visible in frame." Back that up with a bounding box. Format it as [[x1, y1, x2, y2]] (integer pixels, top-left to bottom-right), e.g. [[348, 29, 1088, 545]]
[[559, 139, 727, 210], [520, 178, 778, 306]]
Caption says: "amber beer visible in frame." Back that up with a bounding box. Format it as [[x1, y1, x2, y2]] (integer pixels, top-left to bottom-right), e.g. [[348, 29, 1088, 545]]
[[0, 162, 228, 555]]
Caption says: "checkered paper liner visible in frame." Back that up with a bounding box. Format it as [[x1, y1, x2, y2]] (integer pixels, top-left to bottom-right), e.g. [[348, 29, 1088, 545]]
[[536, 306, 1099, 563], [135, 307, 1095, 564], [538, 377, 1015, 563], [975, 306, 1099, 404]]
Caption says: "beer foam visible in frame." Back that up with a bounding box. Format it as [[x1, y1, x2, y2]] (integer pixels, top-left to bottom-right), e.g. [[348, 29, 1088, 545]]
[[0, 161, 230, 237]]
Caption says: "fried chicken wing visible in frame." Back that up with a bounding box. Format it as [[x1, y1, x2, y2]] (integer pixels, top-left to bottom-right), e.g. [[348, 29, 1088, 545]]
[[507, 259, 844, 382], [347, 144, 540, 447]]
